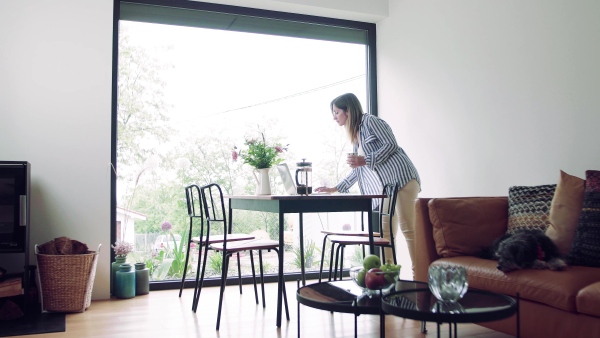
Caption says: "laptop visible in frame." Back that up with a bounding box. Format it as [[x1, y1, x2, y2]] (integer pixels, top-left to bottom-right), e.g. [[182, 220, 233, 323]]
[[276, 163, 330, 195], [277, 163, 298, 195]]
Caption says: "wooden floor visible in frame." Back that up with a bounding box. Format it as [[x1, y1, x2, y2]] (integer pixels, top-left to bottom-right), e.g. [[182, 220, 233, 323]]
[[21, 281, 514, 338]]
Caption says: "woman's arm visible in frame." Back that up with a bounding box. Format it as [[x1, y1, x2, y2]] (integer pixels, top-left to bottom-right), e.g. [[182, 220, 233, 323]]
[[361, 115, 399, 170]]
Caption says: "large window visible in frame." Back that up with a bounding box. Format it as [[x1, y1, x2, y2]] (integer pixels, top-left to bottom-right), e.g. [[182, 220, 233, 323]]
[[112, 0, 377, 288]]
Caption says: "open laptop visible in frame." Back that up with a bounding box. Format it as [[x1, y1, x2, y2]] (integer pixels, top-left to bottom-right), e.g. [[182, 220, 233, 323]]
[[276, 163, 329, 195], [276, 163, 298, 195]]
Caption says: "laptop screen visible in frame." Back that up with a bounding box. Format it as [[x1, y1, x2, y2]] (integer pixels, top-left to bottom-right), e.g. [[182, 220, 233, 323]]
[[277, 163, 297, 195]]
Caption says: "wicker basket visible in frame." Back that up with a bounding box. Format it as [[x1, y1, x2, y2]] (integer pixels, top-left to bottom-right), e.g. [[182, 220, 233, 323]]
[[35, 244, 101, 313]]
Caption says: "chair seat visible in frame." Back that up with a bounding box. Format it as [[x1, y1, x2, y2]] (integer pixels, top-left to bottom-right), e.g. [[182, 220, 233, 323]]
[[328, 235, 391, 246], [191, 233, 255, 244], [210, 239, 280, 252], [321, 229, 381, 237]]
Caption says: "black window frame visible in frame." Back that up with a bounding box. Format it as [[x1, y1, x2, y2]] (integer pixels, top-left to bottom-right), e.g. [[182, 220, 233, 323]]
[[110, 0, 377, 290]]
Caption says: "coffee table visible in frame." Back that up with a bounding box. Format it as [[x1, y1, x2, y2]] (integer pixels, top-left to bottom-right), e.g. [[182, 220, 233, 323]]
[[381, 288, 519, 338], [296, 279, 427, 338]]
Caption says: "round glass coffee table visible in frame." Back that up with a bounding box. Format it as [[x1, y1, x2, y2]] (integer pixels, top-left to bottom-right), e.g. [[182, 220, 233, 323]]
[[381, 288, 519, 338], [296, 279, 427, 338]]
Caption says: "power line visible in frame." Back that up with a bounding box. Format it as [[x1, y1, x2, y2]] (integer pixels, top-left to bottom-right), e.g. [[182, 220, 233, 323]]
[[199, 74, 365, 118]]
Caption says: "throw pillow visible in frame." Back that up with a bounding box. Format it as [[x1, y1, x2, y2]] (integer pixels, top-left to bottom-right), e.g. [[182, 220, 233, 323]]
[[569, 170, 600, 267], [545, 170, 585, 255], [506, 184, 557, 234], [429, 197, 508, 258]]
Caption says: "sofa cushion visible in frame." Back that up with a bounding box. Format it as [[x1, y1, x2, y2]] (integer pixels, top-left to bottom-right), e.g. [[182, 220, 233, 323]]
[[507, 184, 556, 234], [577, 282, 600, 317], [428, 197, 508, 258], [545, 170, 585, 255], [431, 257, 600, 313], [569, 170, 600, 267]]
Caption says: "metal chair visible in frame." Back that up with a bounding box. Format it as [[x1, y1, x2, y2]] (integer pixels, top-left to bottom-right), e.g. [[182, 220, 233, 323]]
[[180, 184, 255, 307], [321, 183, 400, 281], [317, 218, 381, 282], [197, 183, 289, 330]]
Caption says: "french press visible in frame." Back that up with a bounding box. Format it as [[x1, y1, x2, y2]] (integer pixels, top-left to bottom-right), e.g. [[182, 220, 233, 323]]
[[295, 159, 312, 195]]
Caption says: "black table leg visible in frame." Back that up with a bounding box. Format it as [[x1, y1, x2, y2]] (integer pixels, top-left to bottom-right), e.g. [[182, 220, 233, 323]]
[[299, 212, 305, 286], [297, 280, 301, 338], [277, 212, 284, 327]]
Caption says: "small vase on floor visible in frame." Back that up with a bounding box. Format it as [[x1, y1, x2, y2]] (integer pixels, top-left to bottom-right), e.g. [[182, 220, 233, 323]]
[[115, 263, 136, 299], [135, 262, 150, 295], [111, 256, 127, 295]]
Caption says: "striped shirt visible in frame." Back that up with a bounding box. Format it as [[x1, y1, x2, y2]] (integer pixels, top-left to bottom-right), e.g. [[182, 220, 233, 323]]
[[335, 114, 421, 205]]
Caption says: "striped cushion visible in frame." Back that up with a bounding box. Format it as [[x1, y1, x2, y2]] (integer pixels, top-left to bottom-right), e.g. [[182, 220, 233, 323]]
[[569, 170, 600, 267], [507, 184, 557, 234]]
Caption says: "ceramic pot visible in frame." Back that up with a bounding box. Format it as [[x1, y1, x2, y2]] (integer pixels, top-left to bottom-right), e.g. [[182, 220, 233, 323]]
[[252, 167, 272, 195]]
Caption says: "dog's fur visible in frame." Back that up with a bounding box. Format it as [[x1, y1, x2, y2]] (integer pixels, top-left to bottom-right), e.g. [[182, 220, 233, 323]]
[[481, 229, 568, 273]]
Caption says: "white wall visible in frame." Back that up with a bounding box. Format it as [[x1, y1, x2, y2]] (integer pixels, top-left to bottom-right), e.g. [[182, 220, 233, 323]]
[[377, 0, 600, 197], [5, 0, 598, 300], [0, 0, 382, 300], [0, 0, 114, 299]]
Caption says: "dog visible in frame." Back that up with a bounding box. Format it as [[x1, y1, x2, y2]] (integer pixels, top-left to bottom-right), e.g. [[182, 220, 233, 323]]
[[481, 229, 568, 273]]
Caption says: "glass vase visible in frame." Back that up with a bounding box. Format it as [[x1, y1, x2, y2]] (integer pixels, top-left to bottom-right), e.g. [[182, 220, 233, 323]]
[[135, 262, 150, 295], [111, 256, 127, 295], [428, 265, 468, 303], [115, 263, 136, 299]]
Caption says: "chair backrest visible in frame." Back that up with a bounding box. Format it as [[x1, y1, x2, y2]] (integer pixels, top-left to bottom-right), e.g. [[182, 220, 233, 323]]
[[378, 183, 400, 236], [199, 183, 229, 240], [185, 184, 205, 240], [185, 184, 203, 219]]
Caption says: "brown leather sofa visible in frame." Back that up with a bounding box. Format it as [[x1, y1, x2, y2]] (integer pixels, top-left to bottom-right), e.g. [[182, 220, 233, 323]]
[[414, 196, 600, 338]]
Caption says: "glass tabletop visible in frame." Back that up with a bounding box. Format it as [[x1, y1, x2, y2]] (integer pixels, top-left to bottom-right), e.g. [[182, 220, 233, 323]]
[[381, 288, 517, 323], [296, 279, 428, 315]]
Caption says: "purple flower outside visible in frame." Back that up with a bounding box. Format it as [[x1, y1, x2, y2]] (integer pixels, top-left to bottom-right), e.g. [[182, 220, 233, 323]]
[[161, 221, 172, 231]]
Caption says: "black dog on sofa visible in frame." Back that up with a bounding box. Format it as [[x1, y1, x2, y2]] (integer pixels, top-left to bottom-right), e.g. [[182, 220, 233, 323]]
[[481, 229, 568, 273]]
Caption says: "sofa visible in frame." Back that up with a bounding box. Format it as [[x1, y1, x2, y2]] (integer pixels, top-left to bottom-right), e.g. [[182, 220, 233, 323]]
[[413, 195, 600, 338]]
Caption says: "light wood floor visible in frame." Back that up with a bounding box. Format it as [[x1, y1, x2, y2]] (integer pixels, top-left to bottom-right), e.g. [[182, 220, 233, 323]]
[[21, 281, 514, 338]]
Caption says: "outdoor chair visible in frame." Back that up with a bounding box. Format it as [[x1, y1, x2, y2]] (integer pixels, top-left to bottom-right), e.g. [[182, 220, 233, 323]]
[[197, 183, 289, 330]]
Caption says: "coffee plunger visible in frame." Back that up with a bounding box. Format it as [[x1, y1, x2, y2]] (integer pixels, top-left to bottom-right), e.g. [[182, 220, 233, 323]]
[[295, 159, 312, 195]]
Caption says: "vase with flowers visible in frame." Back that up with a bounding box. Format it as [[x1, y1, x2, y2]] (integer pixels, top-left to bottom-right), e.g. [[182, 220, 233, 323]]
[[111, 241, 134, 295], [232, 133, 287, 195]]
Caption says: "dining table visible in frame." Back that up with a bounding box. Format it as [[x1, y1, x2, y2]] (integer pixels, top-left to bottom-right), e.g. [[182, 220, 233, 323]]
[[226, 193, 386, 328]]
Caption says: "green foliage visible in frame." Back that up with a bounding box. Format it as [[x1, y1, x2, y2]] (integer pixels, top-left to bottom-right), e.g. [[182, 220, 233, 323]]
[[237, 133, 286, 169], [148, 250, 173, 280], [292, 239, 320, 269], [166, 231, 189, 278], [208, 251, 223, 275], [351, 246, 365, 267]]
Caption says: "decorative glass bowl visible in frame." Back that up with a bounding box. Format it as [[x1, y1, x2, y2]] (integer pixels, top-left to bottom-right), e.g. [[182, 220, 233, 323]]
[[428, 265, 468, 303], [349, 266, 399, 297]]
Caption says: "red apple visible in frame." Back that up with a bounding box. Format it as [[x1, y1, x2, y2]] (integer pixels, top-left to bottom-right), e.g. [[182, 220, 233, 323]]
[[365, 268, 387, 290]]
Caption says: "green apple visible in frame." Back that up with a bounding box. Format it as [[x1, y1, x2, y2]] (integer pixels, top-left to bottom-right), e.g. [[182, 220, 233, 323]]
[[356, 269, 366, 287], [363, 254, 381, 270]]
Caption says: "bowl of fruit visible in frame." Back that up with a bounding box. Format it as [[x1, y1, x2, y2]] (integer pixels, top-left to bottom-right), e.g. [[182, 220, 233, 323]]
[[350, 254, 401, 297]]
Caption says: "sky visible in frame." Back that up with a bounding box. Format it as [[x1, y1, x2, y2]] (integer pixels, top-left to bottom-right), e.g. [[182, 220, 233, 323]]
[[121, 20, 368, 187]]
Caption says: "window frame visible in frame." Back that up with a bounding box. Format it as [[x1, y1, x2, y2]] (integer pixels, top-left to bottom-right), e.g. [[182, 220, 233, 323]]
[[110, 0, 377, 290]]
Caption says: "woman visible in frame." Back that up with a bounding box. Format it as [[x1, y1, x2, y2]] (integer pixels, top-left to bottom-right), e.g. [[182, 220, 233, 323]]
[[315, 93, 421, 276]]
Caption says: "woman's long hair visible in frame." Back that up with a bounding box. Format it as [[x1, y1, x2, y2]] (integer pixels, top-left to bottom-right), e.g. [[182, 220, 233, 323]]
[[330, 93, 364, 145]]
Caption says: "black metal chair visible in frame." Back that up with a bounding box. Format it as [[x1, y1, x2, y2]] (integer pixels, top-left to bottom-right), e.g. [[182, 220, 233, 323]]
[[197, 183, 289, 330], [180, 184, 255, 307], [317, 218, 381, 282], [320, 183, 400, 281]]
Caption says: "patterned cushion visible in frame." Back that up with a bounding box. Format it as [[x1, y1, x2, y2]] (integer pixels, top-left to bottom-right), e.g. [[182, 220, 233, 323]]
[[569, 170, 600, 267], [546, 170, 585, 255], [507, 184, 557, 234]]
